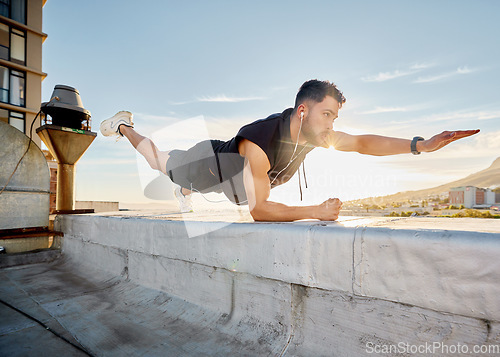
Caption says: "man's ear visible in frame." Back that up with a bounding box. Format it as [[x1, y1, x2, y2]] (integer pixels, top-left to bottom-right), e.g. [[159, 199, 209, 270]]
[[297, 103, 308, 118]]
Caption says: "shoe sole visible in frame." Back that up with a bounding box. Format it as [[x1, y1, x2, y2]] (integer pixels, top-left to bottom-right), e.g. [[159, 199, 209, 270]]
[[100, 112, 133, 136]]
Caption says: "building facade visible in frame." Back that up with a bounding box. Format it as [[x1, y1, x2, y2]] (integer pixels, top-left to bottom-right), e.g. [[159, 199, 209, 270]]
[[0, 0, 46, 147], [449, 186, 497, 208]]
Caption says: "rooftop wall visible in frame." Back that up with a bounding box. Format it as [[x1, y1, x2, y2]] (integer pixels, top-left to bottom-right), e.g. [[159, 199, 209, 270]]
[[0, 121, 50, 230], [55, 214, 500, 355]]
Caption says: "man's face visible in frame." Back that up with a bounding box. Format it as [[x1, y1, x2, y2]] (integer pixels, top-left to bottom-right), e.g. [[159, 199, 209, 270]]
[[301, 96, 340, 148]]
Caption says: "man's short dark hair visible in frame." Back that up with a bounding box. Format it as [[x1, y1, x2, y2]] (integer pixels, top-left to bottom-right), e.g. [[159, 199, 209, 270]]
[[294, 79, 346, 110]]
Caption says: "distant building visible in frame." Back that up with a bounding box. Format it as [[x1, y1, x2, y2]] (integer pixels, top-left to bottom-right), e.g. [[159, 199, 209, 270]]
[[0, 0, 46, 147], [449, 186, 496, 208]]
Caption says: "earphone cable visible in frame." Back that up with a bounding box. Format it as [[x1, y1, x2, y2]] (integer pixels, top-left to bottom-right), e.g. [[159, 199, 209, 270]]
[[269, 113, 305, 186]]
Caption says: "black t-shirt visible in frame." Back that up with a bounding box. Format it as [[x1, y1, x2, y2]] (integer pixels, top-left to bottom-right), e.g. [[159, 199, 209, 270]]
[[210, 108, 314, 204]]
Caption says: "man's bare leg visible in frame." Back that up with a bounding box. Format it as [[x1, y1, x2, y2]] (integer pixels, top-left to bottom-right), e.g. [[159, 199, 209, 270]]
[[119, 125, 192, 196]]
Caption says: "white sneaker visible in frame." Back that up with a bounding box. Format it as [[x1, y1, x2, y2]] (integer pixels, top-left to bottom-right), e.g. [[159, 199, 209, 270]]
[[100, 111, 134, 137], [174, 185, 193, 213]]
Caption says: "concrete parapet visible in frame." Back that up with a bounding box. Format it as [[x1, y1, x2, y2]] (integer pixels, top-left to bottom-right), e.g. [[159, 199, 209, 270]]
[[0, 121, 50, 230], [75, 200, 119, 213], [54, 214, 500, 354]]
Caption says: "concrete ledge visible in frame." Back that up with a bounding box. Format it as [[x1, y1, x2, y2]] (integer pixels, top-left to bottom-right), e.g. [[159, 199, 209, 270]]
[[0, 248, 60, 268], [353, 227, 500, 321], [55, 215, 500, 321], [53, 214, 500, 354]]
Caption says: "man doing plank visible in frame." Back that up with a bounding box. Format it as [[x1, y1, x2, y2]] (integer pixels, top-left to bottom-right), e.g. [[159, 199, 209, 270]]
[[100, 80, 479, 221]]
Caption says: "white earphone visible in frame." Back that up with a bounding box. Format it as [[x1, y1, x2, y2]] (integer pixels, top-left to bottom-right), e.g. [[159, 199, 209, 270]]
[[300, 112, 304, 120]]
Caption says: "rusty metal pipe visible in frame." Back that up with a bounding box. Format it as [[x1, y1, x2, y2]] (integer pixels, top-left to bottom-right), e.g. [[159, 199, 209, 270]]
[[56, 163, 75, 211], [37, 125, 96, 213]]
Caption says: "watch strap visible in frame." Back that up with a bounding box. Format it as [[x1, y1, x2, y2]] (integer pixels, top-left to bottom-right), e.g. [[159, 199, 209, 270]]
[[411, 136, 425, 155]]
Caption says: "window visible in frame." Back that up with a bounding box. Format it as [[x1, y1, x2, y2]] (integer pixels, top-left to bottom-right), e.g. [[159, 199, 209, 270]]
[[0, 23, 26, 65], [10, 69, 24, 106], [0, 65, 25, 107], [0, 0, 26, 25], [0, 1, 8, 19], [0, 108, 25, 132], [0, 23, 8, 60], [10, 27, 25, 64], [0, 65, 8, 102], [8, 109, 24, 132]]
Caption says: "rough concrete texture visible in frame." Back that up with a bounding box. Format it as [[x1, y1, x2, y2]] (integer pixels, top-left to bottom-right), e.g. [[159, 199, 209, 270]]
[[0, 235, 53, 254], [0, 121, 50, 230], [0, 248, 60, 268], [15, 213, 492, 356], [353, 227, 500, 321], [2, 247, 499, 356], [0, 258, 292, 356], [56, 214, 500, 321]]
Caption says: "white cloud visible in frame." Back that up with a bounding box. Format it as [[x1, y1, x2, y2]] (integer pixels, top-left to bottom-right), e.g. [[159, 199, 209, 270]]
[[376, 108, 500, 132], [355, 102, 434, 116], [477, 111, 500, 120], [413, 73, 452, 83], [457, 66, 474, 74], [361, 62, 435, 82], [410, 62, 435, 70], [169, 94, 266, 105], [414, 66, 477, 83], [362, 69, 416, 82], [196, 94, 265, 103], [358, 106, 409, 115], [417, 108, 500, 124], [168, 100, 192, 105], [361, 63, 479, 85]]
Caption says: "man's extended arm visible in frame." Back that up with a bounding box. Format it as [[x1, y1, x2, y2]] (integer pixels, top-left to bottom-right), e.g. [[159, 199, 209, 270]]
[[329, 129, 480, 155], [238, 128, 479, 222], [239, 139, 342, 222]]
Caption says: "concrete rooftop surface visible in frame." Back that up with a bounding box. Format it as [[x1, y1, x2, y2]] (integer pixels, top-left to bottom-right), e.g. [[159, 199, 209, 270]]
[[1, 211, 500, 356], [104, 205, 500, 233]]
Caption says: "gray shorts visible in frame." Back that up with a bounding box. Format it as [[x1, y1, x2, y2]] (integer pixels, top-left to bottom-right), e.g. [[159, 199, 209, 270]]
[[166, 140, 223, 194], [166, 139, 248, 205]]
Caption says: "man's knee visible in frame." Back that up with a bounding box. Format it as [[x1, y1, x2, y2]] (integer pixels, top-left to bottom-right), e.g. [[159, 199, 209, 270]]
[[146, 157, 161, 172], [136, 139, 169, 173], [146, 156, 169, 174]]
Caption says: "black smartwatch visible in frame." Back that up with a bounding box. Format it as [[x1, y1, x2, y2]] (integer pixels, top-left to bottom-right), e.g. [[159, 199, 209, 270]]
[[411, 136, 424, 155]]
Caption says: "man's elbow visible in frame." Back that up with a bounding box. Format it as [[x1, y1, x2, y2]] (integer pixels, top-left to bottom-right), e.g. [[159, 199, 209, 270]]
[[249, 203, 269, 221], [250, 208, 266, 221], [334, 135, 363, 153]]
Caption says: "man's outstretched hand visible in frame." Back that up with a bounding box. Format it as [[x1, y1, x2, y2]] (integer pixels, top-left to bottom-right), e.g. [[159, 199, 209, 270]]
[[419, 129, 480, 153]]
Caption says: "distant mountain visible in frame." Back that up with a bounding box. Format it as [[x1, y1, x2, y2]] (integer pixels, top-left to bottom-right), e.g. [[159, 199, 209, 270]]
[[351, 157, 500, 204]]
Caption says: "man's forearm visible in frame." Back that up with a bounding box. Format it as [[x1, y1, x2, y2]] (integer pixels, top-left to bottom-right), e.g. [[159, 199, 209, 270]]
[[357, 134, 419, 156], [251, 201, 318, 222], [250, 199, 341, 222]]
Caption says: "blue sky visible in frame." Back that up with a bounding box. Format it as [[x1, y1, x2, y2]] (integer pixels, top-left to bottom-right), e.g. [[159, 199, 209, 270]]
[[41, 0, 500, 205]]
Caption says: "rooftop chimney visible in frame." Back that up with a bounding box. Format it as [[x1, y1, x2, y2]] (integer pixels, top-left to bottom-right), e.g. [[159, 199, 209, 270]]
[[36, 85, 96, 212]]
